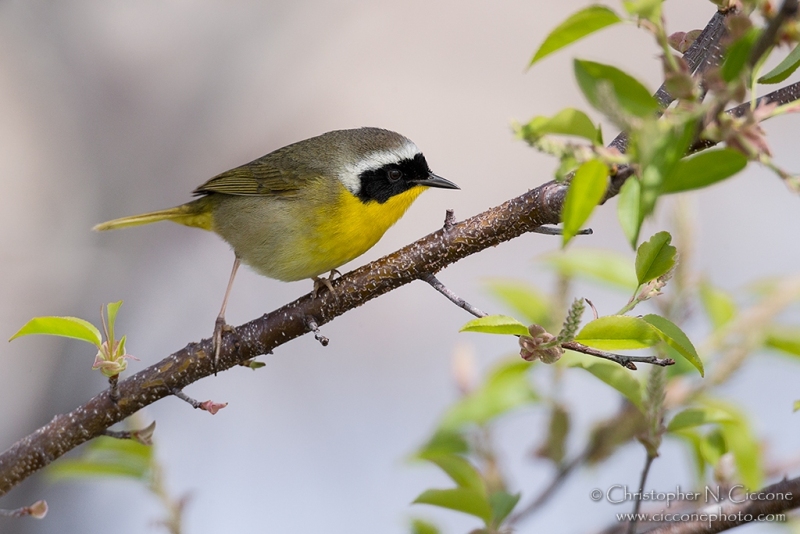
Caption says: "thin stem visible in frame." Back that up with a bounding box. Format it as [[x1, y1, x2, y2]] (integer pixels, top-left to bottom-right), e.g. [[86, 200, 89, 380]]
[[423, 274, 488, 318], [562, 342, 674, 370], [609, 9, 730, 153], [531, 226, 593, 236], [305, 317, 329, 346], [443, 209, 456, 231], [108, 374, 120, 403], [616, 291, 642, 316], [748, 0, 799, 70], [0, 500, 47, 519], [170, 388, 201, 409], [626, 453, 656, 534]]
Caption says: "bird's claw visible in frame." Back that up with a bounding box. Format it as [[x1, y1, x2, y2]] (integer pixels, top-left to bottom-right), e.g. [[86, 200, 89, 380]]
[[312, 269, 341, 298]]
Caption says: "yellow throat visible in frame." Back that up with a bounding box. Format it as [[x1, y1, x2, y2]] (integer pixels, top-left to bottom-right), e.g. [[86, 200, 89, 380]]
[[303, 185, 426, 275]]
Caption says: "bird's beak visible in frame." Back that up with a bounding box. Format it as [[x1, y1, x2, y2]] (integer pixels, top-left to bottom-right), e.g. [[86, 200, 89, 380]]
[[412, 173, 460, 190]]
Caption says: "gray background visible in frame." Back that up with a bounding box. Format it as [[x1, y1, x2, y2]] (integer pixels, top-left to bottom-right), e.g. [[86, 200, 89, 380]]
[[1, 1, 799, 533]]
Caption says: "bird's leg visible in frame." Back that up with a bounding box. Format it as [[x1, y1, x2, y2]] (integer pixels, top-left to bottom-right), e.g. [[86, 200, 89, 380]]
[[213, 256, 241, 373], [312, 269, 341, 297]]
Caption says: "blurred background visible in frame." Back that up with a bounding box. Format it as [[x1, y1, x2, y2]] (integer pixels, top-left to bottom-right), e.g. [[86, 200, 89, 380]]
[[1, 1, 799, 533]]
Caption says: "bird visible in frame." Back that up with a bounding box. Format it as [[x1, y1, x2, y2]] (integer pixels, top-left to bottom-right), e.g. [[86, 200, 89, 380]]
[[94, 127, 459, 368]]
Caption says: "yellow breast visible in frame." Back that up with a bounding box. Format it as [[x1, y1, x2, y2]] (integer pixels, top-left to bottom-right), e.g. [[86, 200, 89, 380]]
[[305, 185, 425, 274]]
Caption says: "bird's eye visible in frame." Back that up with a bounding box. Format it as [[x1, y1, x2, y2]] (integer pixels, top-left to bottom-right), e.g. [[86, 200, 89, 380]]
[[388, 169, 402, 182]]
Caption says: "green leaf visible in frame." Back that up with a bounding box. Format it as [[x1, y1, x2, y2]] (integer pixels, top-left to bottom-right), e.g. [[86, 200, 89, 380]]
[[536, 404, 570, 464], [520, 108, 602, 144], [10, 316, 102, 347], [667, 407, 736, 432], [541, 250, 638, 290], [617, 176, 643, 247], [562, 160, 609, 246], [717, 406, 763, 489], [642, 314, 704, 376], [575, 315, 660, 350], [676, 401, 762, 489], [699, 429, 727, 468], [460, 315, 529, 336], [568, 353, 644, 410], [489, 491, 521, 526], [635, 231, 676, 285], [417, 430, 470, 457], [721, 29, 759, 82], [530, 5, 622, 66], [418, 453, 486, 493], [48, 436, 153, 482], [84, 435, 154, 466], [623, 0, 662, 22], [105, 300, 123, 342], [485, 280, 550, 325], [699, 281, 737, 330], [410, 518, 441, 534], [759, 42, 800, 84], [574, 60, 659, 118], [440, 360, 537, 430], [764, 325, 800, 357], [630, 119, 696, 224], [413, 488, 493, 524], [47, 459, 150, 481], [794, 400, 800, 412], [662, 149, 748, 193]]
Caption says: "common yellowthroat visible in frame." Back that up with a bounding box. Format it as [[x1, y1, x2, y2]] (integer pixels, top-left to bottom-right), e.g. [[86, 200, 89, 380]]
[[94, 127, 459, 367]]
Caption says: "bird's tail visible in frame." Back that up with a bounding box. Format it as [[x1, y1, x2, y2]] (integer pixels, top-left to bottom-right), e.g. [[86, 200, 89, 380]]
[[93, 198, 213, 231]]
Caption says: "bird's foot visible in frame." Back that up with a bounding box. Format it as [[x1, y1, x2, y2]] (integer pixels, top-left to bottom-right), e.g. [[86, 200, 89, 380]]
[[312, 269, 341, 298]]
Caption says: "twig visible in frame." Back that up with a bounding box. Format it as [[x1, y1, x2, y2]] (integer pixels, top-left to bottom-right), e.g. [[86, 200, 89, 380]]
[[305, 317, 329, 346], [102, 421, 156, 446], [609, 9, 731, 154], [690, 80, 800, 152], [0, 500, 47, 519], [423, 274, 488, 319], [108, 375, 120, 403], [443, 209, 456, 231], [627, 454, 656, 534], [424, 272, 672, 369], [748, 0, 799, 70], [170, 389, 227, 415], [531, 226, 593, 236], [171, 388, 202, 409], [561, 342, 675, 370]]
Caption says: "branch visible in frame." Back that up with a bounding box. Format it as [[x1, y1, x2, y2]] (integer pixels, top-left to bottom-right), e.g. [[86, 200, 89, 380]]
[[608, 9, 730, 154], [643, 475, 800, 534], [0, 177, 570, 498], [748, 0, 799, 70], [690, 79, 800, 153]]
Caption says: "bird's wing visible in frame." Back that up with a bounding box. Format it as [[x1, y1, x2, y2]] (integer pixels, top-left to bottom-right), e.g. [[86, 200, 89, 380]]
[[192, 158, 317, 197]]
